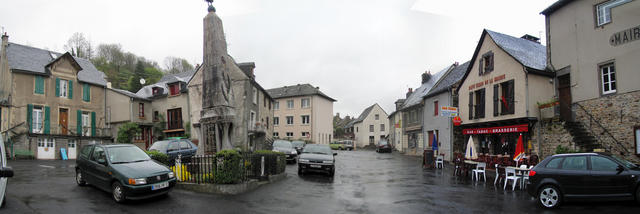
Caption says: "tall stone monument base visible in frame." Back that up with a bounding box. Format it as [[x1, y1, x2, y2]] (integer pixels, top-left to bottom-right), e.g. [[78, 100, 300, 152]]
[[200, 106, 235, 154]]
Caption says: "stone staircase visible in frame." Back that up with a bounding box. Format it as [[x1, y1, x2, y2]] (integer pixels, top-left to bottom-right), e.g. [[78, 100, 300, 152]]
[[563, 121, 602, 152]]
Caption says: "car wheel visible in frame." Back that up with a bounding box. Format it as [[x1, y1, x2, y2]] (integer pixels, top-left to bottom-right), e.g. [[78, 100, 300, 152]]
[[112, 182, 126, 203], [76, 170, 87, 186], [538, 185, 561, 209]]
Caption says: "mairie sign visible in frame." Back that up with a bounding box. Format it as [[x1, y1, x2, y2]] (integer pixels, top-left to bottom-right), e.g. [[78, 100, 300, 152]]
[[439, 106, 458, 117], [610, 24, 640, 46]]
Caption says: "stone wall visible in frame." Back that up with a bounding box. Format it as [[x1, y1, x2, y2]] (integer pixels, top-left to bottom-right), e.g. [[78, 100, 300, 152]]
[[539, 119, 576, 160], [574, 91, 640, 162]]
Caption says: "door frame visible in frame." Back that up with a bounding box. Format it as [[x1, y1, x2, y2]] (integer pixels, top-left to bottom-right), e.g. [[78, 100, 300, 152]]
[[58, 107, 69, 135], [557, 73, 572, 122]]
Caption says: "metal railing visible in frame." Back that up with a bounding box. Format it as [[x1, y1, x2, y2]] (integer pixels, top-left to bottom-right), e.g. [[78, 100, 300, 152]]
[[572, 103, 628, 154], [169, 152, 286, 184], [29, 125, 112, 137]]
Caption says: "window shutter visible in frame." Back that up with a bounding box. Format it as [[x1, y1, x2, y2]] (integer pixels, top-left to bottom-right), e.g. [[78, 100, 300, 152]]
[[91, 112, 96, 136], [508, 80, 515, 114], [35, 76, 44, 94], [488, 53, 494, 72], [68, 80, 73, 99], [55, 78, 60, 97], [83, 84, 91, 102], [44, 106, 50, 134], [77, 110, 82, 136], [479, 89, 485, 118], [493, 84, 499, 116], [27, 104, 33, 133], [468, 92, 473, 120], [478, 58, 483, 75]]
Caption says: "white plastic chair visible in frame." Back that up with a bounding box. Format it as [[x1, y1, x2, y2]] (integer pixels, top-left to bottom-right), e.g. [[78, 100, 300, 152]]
[[494, 164, 503, 185], [472, 162, 486, 182], [522, 166, 534, 188], [504, 168, 520, 190], [436, 155, 444, 169]]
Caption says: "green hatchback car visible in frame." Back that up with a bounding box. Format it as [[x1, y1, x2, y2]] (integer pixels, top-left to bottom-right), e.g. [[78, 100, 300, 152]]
[[75, 144, 176, 203]]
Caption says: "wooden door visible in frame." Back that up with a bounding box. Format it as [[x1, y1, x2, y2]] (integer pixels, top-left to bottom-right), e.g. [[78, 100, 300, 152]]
[[558, 75, 572, 121], [428, 131, 434, 148], [59, 109, 68, 135]]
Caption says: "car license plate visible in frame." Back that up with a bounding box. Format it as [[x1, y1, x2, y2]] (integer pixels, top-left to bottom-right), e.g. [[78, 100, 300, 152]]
[[310, 164, 321, 168], [152, 182, 169, 190]]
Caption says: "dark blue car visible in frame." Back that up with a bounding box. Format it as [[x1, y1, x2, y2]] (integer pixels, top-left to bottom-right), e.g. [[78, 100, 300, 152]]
[[149, 139, 198, 161]]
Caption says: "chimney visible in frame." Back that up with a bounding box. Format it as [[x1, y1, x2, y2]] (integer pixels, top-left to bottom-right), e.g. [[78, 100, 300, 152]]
[[406, 88, 413, 98], [454, 61, 459, 66], [521, 34, 540, 44], [421, 71, 431, 84]]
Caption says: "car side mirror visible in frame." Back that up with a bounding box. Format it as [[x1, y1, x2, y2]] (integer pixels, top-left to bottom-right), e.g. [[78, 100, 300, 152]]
[[0, 166, 14, 178], [97, 158, 107, 165], [616, 165, 624, 172], [333, 153, 338, 156]]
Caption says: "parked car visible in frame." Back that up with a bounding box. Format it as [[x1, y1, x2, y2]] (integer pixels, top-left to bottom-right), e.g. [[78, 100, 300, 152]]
[[343, 140, 354, 151], [329, 141, 345, 150], [0, 135, 14, 208], [527, 152, 640, 209], [76, 144, 177, 203], [376, 139, 392, 153], [148, 139, 198, 161], [272, 140, 298, 163], [291, 141, 306, 154], [298, 144, 337, 177]]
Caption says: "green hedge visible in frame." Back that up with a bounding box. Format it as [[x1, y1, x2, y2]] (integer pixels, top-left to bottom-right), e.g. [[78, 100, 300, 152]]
[[215, 150, 244, 184], [146, 150, 169, 165]]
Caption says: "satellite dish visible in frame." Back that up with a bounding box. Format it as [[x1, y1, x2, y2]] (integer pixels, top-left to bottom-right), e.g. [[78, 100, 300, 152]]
[[139, 78, 146, 85]]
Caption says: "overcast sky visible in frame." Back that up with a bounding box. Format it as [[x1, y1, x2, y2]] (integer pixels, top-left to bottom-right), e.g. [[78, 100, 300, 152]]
[[0, 0, 556, 118]]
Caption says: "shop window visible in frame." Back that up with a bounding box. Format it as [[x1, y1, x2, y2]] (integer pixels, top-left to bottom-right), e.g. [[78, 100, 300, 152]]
[[596, 0, 631, 27], [600, 63, 616, 95]]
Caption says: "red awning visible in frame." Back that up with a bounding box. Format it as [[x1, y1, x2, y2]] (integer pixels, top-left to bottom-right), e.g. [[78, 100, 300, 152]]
[[463, 124, 528, 135]]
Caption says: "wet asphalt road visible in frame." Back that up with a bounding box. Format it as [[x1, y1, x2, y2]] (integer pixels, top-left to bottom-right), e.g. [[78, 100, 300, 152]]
[[3, 150, 639, 214]]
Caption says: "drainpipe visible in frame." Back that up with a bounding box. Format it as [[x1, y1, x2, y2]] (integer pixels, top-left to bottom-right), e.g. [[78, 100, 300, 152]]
[[525, 68, 530, 118], [449, 88, 454, 162]]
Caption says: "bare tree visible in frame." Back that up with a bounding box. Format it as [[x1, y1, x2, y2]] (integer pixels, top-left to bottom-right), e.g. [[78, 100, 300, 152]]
[[63, 32, 93, 59], [164, 56, 194, 74]]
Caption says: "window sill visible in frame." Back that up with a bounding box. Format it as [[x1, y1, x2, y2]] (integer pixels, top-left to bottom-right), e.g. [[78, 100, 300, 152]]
[[139, 116, 145, 119]]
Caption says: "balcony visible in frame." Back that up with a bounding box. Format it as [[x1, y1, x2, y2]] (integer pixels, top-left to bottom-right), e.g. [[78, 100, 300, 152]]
[[30, 125, 112, 138], [249, 122, 267, 134]]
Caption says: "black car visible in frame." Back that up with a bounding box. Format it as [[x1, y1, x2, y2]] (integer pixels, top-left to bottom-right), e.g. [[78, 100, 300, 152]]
[[376, 139, 392, 153], [148, 139, 198, 161], [291, 141, 305, 155], [76, 144, 177, 203], [527, 152, 640, 208], [298, 144, 337, 177], [272, 140, 298, 163]]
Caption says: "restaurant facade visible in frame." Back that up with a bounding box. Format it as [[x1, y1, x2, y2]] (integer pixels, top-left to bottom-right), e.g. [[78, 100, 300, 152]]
[[456, 29, 555, 159]]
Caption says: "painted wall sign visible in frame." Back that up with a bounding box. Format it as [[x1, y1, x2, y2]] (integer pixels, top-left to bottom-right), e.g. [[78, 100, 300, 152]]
[[462, 124, 528, 135], [440, 106, 458, 117], [610, 24, 640, 46], [468, 74, 506, 90]]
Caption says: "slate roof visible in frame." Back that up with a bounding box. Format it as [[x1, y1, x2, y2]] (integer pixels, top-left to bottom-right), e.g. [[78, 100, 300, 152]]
[[352, 104, 376, 124], [136, 70, 196, 99], [400, 68, 447, 110], [6, 42, 108, 86], [267, 84, 336, 102], [486, 30, 547, 71], [110, 88, 150, 101], [425, 61, 470, 98]]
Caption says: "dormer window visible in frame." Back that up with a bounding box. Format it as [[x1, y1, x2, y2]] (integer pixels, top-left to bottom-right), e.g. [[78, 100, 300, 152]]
[[152, 87, 163, 96], [479, 51, 494, 75], [168, 83, 180, 96]]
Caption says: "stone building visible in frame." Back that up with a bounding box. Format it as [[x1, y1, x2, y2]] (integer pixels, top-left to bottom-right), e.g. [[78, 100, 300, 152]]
[[0, 35, 111, 159], [456, 29, 554, 159], [399, 70, 445, 156], [542, 0, 640, 161], [351, 103, 389, 148], [267, 84, 335, 144], [423, 61, 469, 161], [106, 88, 153, 150]]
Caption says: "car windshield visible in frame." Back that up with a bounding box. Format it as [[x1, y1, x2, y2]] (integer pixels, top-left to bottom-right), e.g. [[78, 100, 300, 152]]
[[108, 146, 150, 164], [379, 140, 388, 145], [273, 141, 292, 149], [149, 141, 170, 152], [303, 145, 332, 155], [611, 155, 638, 169], [292, 141, 305, 147]]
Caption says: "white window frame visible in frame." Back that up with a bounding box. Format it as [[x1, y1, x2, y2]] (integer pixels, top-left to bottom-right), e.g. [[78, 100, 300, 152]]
[[369, 125, 374, 132], [287, 100, 294, 109], [286, 116, 294, 125], [273, 132, 279, 138], [60, 79, 68, 98], [32, 106, 44, 134], [273, 117, 279, 126], [601, 63, 616, 95], [82, 112, 90, 136], [273, 101, 279, 110], [252, 87, 258, 104], [286, 132, 294, 137], [301, 98, 310, 108], [301, 115, 310, 125], [380, 124, 385, 132], [375, 114, 379, 120], [596, 0, 631, 27]]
